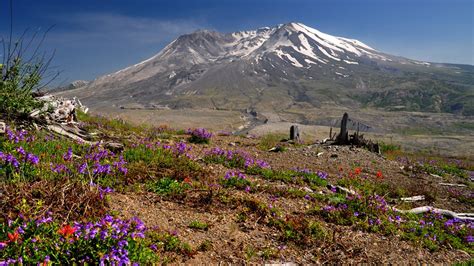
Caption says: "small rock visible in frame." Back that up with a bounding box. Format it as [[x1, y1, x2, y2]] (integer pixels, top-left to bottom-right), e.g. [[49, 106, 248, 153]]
[[302, 187, 314, 193], [229, 142, 237, 147]]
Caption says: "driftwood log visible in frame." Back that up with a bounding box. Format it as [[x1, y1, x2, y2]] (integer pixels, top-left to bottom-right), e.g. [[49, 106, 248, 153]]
[[390, 206, 474, 221], [400, 195, 425, 202]]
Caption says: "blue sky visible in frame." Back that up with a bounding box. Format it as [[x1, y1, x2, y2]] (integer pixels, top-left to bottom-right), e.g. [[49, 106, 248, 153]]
[[1, 0, 473, 86]]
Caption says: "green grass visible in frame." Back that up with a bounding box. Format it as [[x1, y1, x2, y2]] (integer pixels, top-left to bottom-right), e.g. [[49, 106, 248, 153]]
[[379, 142, 401, 153], [257, 133, 287, 151], [188, 220, 209, 231], [452, 122, 474, 131], [146, 177, 190, 196]]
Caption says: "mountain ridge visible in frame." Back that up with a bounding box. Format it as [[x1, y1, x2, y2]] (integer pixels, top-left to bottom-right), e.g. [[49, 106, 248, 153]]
[[57, 22, 474, 116]]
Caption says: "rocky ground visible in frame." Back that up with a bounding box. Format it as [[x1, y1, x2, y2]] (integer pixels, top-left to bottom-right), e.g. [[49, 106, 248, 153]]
[[107, 133, 473, 264], [1, 112, 472, 264]]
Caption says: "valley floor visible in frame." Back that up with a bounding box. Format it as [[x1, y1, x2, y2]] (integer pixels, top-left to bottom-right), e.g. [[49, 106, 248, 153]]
[[93, 106, 474, 158]]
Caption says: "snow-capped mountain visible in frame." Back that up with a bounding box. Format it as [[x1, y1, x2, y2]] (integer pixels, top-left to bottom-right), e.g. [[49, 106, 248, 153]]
[[58, 22, 474, 115]]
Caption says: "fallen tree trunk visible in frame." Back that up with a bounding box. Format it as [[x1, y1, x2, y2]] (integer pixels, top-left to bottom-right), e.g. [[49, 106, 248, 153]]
[[47, 125, 98, 146], [390, 206, 474, 221], [400, 195, 425, 202], [439, 182, 467, 187]]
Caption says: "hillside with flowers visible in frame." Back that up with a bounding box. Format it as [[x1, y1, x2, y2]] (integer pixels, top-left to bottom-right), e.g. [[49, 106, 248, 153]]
[[0, 19, 472, 264], [0, 111, 473, 264]]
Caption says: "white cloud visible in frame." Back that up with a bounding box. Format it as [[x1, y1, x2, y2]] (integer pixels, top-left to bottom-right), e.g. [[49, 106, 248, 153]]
[[47, 12, 208, 45]]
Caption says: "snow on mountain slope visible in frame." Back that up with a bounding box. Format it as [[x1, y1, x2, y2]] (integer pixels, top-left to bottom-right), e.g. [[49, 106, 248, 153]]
[[90, 21, 396, 86], [56, 21, 472, 115]]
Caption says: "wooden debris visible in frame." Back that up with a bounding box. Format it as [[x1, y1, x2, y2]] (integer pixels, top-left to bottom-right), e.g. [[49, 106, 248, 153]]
[[290, 125, 301, 142], [335, 113, 349, 144], [332, 183, 474, 221], [105, 142, 125, 153], [0, 121, 5, 134], [391, 206, 474, 221], [268, 146, 284, 152], [400, 195, 425, 202], [47, 125, 97, 145], [439, 183, 467, 187], [332, 112, 380, 154]]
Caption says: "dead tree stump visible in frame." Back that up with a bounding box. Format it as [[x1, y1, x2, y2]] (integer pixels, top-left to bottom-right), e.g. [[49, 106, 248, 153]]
[[336, 113, 349, 144], [290, 125, 300, 142]]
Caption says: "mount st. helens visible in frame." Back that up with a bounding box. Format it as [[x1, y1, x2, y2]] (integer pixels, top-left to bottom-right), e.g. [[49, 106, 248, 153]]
[[57, 22, 474, 116]]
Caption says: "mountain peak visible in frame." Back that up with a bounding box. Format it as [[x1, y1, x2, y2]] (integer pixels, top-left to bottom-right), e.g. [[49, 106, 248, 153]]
[[56, 22, 472, 116]]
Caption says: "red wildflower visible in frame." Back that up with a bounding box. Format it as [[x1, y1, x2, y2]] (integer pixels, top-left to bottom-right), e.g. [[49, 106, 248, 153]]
[[354, 167, 362, 175], [7, 231, 19, 243], [376, 171, 383, 179], [183, 177, 192, 184], [58, 224, 76, 238]]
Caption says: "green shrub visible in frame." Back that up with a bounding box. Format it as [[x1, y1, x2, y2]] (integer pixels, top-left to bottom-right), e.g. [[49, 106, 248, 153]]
[[258, 133, 287, 151], [146, 177, 190, 196], [188, 220, 209, 231], [379, 142, 401, 153], [0, 60, 44, 120]]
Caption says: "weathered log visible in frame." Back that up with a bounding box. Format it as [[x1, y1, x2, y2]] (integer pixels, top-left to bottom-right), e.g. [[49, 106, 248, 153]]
[[391, 206, 474, 221], [330, 184, 474, 220], [335, 113, 349, 144], [400, 195, 425, 202], [105, 142, 125, 153], [47, 124, 97, 145], [439, 183, 467, 187], [290, 125, 300, 142]]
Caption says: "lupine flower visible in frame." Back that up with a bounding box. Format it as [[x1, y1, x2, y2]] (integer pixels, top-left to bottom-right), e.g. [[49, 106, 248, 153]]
[[323, 205, 336, 212], [26, 153, 39, 165], [317, 171, 328, 179], [78, 163, 88, 174], [466, 235, 473, 243], [187, 128, 212, 140], [98, 186, 114, 199], [15, 147, 26, 156], [50, 163, 68, 173], [0, 153, 20, 168], [36, 216, 53, 226], [63, 148, 73, 161]]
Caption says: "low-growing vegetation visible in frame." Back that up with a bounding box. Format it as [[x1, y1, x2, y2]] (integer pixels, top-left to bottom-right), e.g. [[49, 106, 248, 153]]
[[0, 96, 472, 264]]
